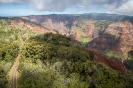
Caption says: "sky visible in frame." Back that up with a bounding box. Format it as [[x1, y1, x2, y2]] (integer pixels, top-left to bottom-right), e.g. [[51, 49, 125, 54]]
[[0, 0, 133, 16]]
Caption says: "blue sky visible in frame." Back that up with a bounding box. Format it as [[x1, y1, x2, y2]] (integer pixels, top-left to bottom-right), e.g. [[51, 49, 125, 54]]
[[0, 3, 107, 16], [0, 0, 133, 16]]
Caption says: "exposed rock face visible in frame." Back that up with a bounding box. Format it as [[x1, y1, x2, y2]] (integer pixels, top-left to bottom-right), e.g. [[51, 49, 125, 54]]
[[22, 15, 75, 35], [70, 31, 80, 40], [22, 15, 95, 43], [87, 21, 133, 60], [82, 22, 94, 38], [11, 18, 57, 34], [87, 33, 115, 52], [106, 22, 133, 57], [70, 22, 94, 41]]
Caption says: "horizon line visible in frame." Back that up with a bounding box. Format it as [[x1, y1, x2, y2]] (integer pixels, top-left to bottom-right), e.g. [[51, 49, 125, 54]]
[[0, 12, 131, 17]]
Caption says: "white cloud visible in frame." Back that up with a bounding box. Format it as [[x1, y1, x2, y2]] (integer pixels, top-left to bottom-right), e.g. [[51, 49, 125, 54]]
[[114, 0, 133, 15], [0, 0, 132, 15], [0, 0, 23, 3]]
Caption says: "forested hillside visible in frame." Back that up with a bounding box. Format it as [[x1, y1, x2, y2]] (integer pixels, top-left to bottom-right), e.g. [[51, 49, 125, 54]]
[[18, 33, 133, 88]]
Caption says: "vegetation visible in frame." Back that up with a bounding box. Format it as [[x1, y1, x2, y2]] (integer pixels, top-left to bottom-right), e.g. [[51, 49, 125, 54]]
[[124, 55, 133, 71], [19, 33, 133, 88], [93, 20, 112, 31], [0, 66, 8, 88], [0, 18, 19, 87], [0, 42, 19, 61], [103, 49, 124, 60], [70, 19, 112, 46], [0, 16, 133, 88], [0, 17, 38, 88], [0, 18, 38, 61], [124, 51, 133, 71]]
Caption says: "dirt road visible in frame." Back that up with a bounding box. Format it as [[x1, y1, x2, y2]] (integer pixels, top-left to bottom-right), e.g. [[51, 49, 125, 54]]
[[10, 55, 20, 88]]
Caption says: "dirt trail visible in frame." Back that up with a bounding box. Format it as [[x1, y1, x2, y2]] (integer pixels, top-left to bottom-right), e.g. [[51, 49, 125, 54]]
[[12, 55, 20, 88], [7, 55, 20, 88]]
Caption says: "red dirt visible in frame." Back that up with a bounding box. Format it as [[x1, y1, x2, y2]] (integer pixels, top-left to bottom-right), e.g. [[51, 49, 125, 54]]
[[82, 48, 129, 74], [11, 18, 57, 34]]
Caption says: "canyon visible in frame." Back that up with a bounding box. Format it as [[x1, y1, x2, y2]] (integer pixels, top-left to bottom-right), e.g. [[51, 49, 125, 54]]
[[21, 14, 133, 61], [3, 13, 133, 71]]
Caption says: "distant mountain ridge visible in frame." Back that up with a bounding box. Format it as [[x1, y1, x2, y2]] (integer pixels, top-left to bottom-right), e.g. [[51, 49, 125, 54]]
[[21, 13, 133, 39]]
